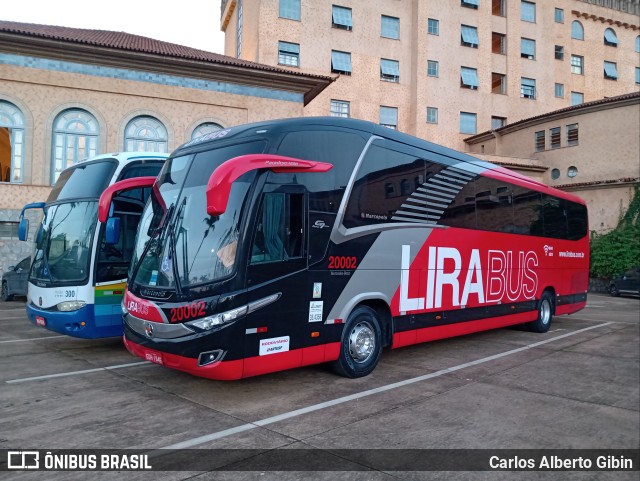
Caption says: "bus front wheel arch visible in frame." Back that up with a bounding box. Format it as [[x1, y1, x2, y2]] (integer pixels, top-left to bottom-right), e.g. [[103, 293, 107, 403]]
[[331, 305, 383, 378], [526, 290, 555, 333]]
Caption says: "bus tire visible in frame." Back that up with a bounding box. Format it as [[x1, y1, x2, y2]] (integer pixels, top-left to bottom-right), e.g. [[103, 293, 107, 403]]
[[331, 306, 383, 378], [527, 292, 554, 333]]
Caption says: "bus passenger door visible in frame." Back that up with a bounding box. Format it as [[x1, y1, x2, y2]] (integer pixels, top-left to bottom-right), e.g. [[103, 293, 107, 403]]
[[244, 187, 309, 375]]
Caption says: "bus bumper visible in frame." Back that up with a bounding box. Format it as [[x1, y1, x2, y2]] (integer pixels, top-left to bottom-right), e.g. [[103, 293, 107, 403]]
[[123, 337, 244, 380], [26, 303, 122, 339]]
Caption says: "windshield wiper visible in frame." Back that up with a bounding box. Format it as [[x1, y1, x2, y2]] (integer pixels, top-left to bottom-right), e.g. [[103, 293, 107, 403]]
[[167, 197, 187, 295]]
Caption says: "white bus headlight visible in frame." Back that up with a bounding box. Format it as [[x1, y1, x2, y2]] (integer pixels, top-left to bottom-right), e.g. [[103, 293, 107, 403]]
[[57, 300, 86, 312]]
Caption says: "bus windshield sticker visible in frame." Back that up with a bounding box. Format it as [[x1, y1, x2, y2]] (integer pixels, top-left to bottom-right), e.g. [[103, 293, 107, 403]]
[[309, 301, 323, 323], [259, 336, 290, 356], [149, 270, 158, 286], [313, 283, 322, 299], [161, 256, 171, 272]]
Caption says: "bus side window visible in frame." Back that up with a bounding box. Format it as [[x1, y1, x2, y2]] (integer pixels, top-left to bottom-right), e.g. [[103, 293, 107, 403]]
[[251, 192, 304, 264]]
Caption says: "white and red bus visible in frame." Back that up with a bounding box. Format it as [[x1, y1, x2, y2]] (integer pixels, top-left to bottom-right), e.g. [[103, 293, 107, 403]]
[[99, 118, 589, 380]]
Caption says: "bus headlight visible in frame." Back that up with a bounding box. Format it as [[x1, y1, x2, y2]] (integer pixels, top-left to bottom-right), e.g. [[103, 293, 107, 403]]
[[121, 299, 129, 315], [187, 305, 248, 331], [57, 300, 86, 312]]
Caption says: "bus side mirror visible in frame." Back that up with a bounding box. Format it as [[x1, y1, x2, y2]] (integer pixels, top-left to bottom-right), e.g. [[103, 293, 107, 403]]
[[206, 154, 332, 215], [105, 217, 121, 244], [18, 219, 29, 241], [98, 176, 158, 223]]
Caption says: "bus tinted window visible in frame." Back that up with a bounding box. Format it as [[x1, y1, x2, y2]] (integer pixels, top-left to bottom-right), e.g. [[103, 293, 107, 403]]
[[512, 186, 542, 235], [48, 160, 117, 202], [276, 130, 366, 213], [344, 143, 428, 227], [474, 177, 515, 233], [541, 195, 568, 239], [567, 201, 588, 240]]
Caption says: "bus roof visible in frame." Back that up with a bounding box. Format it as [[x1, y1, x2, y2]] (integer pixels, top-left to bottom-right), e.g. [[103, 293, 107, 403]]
[[173, 117, 585, 205]]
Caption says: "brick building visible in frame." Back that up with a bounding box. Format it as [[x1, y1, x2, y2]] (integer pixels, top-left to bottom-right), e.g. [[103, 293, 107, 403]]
[[0, 20, 332, 273]]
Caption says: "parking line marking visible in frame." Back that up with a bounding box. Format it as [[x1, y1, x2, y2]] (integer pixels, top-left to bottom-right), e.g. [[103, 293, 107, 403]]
[[5, 361, 150, 384], [0, 335, 65, 343], [159, 322, 613, 450]]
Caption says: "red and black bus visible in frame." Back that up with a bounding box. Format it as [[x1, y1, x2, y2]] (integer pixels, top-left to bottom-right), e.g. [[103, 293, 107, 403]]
[[100, 117, 589, 380]]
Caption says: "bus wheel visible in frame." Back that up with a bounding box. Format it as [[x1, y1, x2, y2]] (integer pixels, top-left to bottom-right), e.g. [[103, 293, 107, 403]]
[[332, 306, 382, 378], [527, 292, 553, 333]]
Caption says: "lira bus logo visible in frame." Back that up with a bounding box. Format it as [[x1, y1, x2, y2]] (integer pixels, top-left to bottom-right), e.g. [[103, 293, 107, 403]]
[[399, 245, 539, 312], [127, 300, 150, 316]]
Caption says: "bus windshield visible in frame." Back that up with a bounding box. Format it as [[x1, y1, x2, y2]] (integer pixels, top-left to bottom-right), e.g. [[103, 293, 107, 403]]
[[31, 201, 98, 285], [131, 140, 266, 290]]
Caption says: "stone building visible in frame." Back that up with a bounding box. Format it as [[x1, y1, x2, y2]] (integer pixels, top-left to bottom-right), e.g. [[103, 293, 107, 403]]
[[0, 20, 332, 274], [221, 0, 639, 150], [464, 91, 640, 233]]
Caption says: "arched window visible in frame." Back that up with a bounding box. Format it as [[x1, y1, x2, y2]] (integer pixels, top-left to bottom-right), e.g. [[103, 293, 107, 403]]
[[124, 116, 168, 153], [51, 109, 99, 184], [604, 28, 618, 46], [636, 35, 640, 53], [0, 100, 25, 183], [192, 122, 224, 139], [571, 21, 584, 40]]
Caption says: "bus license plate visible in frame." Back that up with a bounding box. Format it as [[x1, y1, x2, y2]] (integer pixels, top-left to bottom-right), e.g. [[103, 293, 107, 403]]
[[35, 316, 46, 327], [145, 351, 163, 365]]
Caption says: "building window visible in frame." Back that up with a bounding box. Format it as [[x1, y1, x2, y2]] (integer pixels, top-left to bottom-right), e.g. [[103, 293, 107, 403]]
[[571, 91, 584, 106], [427, 60, 439, 77], [636, 67, 640, 85], [551, 168, 560, 180], [124, 115, 167, 154], [571, 55, 584, 75], [462, 0, 479, 9], [555, 83, 564, 98], [461, 67, 479, 90], [330, 100, 350, 118], [636, 35, 640, 53], [521, 1, 535, 22], [428, 18, 439, 35], [0, 100, 25, 184], [192, 122, 223, 139], [426, 107, 438, 124], [460, 112, 477, 134], [491, 116, 506, 129], [566, 124, 579, 146], [278, 41, 300, 66], [571, 21, 584, 40], [555, 8, 564, 23], [492, 73, 506, 94], [381, 59, 400, 82], [492, 0, 506, 16], [555, 45, 564, 60], [492, 32, 506, 54], [521, 77, 536, 99], [567, 166, 578, 178], [461, 25, 479, 48], [52, 109, 99, 184], [535, 131, 545, 151], [280, 0, 301, 20], [331, 50, 352, 75], [0, 221, 19, 238], [381, 15, 400, 39], [380, 106, 398, 129], [604, 28, 618, 47], [550, 127, 561, 149], [332, 5, 353, 30], [521, 37, 535, 59], [604, 61, 618, 80], [236, 0, 243, 58]]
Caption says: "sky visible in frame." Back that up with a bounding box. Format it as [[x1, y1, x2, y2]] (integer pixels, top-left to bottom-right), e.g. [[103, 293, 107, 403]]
[[3, 0, 226, 54]]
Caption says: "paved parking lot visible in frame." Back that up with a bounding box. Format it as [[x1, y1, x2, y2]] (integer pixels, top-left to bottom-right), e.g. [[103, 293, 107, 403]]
[[0, 293, 638, 480]]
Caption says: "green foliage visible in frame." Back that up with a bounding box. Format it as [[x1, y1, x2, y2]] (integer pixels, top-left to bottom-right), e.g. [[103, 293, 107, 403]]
[[590, 187, 640, 279]]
